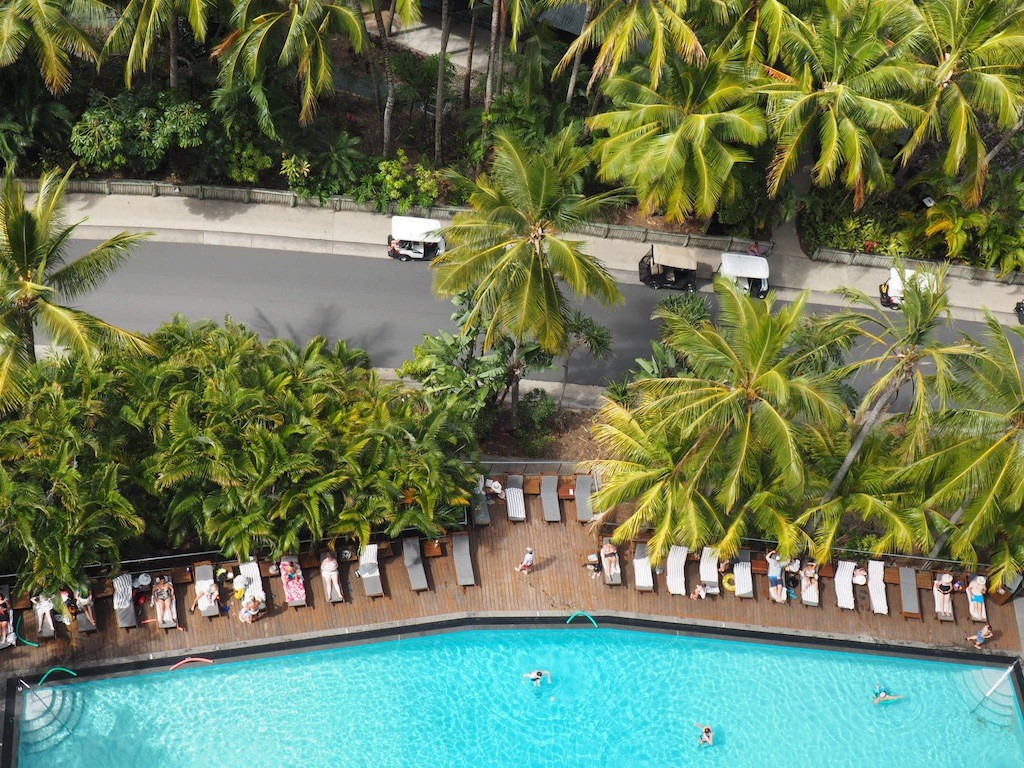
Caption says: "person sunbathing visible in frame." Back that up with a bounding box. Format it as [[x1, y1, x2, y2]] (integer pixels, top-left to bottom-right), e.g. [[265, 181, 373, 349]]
[[76, 586, 95, 626], [601, 542, 619, 571], [0, 593, 11, 644], [190, 582, 220, 615], [281, 560, 303, 583], [151, 576, 175, 624], [321, 554, 343, 600], [239, 597, 262, 624]]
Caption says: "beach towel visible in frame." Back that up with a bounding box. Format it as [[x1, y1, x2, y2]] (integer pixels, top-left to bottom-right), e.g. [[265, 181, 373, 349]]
[[283, 573, 306, 605]]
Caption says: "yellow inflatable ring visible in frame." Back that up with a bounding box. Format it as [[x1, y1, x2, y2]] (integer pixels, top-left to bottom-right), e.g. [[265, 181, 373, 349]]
[[722, 573, 736, 592]]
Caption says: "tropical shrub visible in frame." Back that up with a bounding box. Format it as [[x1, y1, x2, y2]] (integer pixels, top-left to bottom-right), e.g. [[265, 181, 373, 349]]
[[354, 149, 444, 213], [512, 388, 558, 455]]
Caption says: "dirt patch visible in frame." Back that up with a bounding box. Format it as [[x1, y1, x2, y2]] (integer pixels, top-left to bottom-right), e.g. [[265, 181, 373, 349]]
[[604, 207, 706, 235], [480, 409, 606, 461]]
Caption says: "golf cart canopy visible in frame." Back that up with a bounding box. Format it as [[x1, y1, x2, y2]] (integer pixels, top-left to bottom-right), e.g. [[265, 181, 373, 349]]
[[651, 244, 698, 271], [886, 267, 936, 299], [719, 252, 769, 280], [391, 216, 444, 244]]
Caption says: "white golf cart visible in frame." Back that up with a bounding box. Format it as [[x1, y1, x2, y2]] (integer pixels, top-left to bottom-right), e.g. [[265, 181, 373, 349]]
[[717, 252, 770, 298], [387, 216, 446, 262], [879, 267, 937, 309], [638, 244, 699, 291]]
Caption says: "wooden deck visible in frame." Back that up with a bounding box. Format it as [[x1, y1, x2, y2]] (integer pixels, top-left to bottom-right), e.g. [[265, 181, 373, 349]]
[[2, 467, 1019, 675]]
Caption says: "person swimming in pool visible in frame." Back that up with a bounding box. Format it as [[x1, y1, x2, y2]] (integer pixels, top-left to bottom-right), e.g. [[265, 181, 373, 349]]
[[695, 723, 714, 746], [873, 684, 903, 704], [523, 670, 552, 687]]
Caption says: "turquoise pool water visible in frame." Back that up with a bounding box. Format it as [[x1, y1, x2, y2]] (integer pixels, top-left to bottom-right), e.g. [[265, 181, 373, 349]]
[[18, 628, 1024, 767]]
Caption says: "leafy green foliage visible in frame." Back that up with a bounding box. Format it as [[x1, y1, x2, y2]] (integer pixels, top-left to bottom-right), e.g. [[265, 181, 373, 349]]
[[512, 388, 558, 455], [224, 135, 274, 185], [280, 129, 366, 201], [354, 149, 444, 213]]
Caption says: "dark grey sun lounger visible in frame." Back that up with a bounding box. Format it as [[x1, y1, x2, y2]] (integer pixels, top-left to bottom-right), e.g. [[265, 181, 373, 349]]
[[113, 574, 137, 630], [358, 545, 385, 598], [575, 475, 594, 522], [404, 538, 429, 592], [541, 476, 560, 522], [453, 532, 476, 587], [899, 567, 922, 620], [471, 475, 490, 525]]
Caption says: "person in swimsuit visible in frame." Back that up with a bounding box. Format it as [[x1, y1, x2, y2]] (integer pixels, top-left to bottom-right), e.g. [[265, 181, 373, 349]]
[[523, 670, 552, 687], [968, 624, 994, 649], [281, 560, 303, 583], [321, 553, 343, 600], [190, 582, 220, 614], [695, 723, 714, 745], [239, 597, 262, 624], [766, 550, 786, 602], [0, 593, 11, 642], [76, 586, 95, 626], [873, 685, 903, 704], [152, 576, 175, 624]]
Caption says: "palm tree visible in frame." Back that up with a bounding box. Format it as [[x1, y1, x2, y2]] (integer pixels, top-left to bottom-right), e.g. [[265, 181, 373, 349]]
[[213, 0, 364, 128], [0, 0, 106, 94], [708, 0, 808, 66], [0, 170, 152, 409], [589, 50, 766, 221], [553, 0, 704, 92], [821, 266, 979, 505], [760, 0, 923, 208], [368, 0, 420, 156], [434, 0, 454, 163], [432, 125, 625, 424], [587, 279, 851, 563], [897, 0, 1024, 207], [558, 309, 612, 410], [103, 0, 215, 89]]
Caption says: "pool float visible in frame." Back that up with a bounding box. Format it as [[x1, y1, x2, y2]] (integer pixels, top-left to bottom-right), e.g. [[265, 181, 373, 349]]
[[722, 573, 736, 592]]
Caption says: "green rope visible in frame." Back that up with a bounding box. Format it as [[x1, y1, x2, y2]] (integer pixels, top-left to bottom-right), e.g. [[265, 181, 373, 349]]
[[14, 615, 39, 647]]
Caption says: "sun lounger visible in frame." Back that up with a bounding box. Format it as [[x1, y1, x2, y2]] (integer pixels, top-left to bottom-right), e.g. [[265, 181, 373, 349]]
[[800, 565, 820, 607], [280, 555, 307, 608], [153, 574, 178, 630], [320, 551, 344, 603], [734, 549, 754, 598], [192, 564, 220, 619], [575, 475, 594, 522], [358, 545, 385, 597], [933, 575, 954, 622], [113, 573, 137, 629], [0, 585, 15, 648], [453, 532, 476, 587], [32, 596, 55, 640], [666, 546, 688, 595], [404, 538, 429, 591], [967, 576, 988, 622], [238, 559, 266, 611], [540, 476, 560, 522], [868, 560, 888, 615], [471, 475, 490, 526], [506, 475, 526, 521], [835, 560, 855, 610], [899, 567, 922, 619], [633, 543, 654, 592], [602, 538, 622, 586], [700, 547, 720, 595], [76, 585, 97, 633]]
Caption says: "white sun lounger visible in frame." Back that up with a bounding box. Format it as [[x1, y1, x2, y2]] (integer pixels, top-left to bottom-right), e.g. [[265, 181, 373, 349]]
[[76, 584, 97, 633], [0, 585, 15, 647], [540, 476, 560, 522], [700, 547, 720, 595], [32, 596, 55, 640], [801, 566, 820, 607], [967, 577, 987, 622], [153, 574, 178, 630], [193, 564, 220, 619], [734, 549, 754, 599], [835, 560, 856, 610], [602, 538, 622, 586], [358, 545, 385, 597], [666, 546, 688, 595], [404, 538, 429, 591], [320, 551, 345, 603], [633, 543, 654, 592], [453, 532, 476, 587], [868, 560, 888, 615], [506, 475, 526, 521], [238, 560, 266, 611], [113, 573, 137, 629], [280, 555, 307, 608], [471, 475, 490, 525], [575, 475, 594, 522]]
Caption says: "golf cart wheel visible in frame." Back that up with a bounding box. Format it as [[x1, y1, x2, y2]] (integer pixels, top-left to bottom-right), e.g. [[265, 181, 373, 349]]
[[399, 254, 411, 262]]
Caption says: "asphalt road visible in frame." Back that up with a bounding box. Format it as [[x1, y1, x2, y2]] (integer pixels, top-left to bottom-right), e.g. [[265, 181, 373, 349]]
[[70, 241, 1012, 391]]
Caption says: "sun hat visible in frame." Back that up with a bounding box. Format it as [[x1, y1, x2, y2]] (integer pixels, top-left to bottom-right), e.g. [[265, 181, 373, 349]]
[[978, 575, 987, 585], [941, 573, 953, 585]]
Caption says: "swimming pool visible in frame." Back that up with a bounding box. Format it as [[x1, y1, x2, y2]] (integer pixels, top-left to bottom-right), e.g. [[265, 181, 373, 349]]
[[16, 627, 1024, 767]]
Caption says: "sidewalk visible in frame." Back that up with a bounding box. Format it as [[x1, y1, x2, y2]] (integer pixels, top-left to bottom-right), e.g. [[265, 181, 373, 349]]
[[64, 193, 1022, 324]]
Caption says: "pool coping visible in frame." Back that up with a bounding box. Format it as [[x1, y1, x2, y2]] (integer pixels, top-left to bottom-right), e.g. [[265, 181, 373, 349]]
[[5, 610, 1024, 766]]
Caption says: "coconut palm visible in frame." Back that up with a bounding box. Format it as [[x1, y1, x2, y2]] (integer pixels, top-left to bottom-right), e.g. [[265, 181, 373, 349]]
[[587, 279, 851, 563], [589, 50, 766, 221], [103, 0, 215, 89], [0, 170, 152, 409], [432, 125, 625, 423], [760, 0, 923, 208], [897, 0, 1024, 207], [0, 0, 106, 94], [707, 0, 808, 65], [213, 0, 364, 128]]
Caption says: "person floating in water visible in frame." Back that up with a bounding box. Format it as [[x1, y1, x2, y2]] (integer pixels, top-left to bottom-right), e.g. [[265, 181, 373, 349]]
[[695, 723, 714, 746], [873, 684, 903, 704], [523, 670, 552, 687]]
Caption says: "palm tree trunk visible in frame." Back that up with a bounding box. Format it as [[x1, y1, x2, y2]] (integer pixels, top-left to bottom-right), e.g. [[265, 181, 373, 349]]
[[387, 0, 397, 35], [433, 0, 453, 165], [484, 0, 500, 110], [357, 11, 384, 116], [558, 348, 575, 411], [509, 337, 522, 431], [985, 113, 1024, 164], [822, 384, 898, 504], [168, 7, 180, 89], [18, 307, 35, 363], [463, 9, 477, 108], [495, 3, 506, 96], [564, 2, 593, 106], [373, 2, 397, 158], [926, 505, 965, 563]]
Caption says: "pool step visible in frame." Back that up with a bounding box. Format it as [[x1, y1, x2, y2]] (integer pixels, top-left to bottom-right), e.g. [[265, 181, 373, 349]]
[[957, 668, 1020, 727], [19, 686, 85, 754]]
